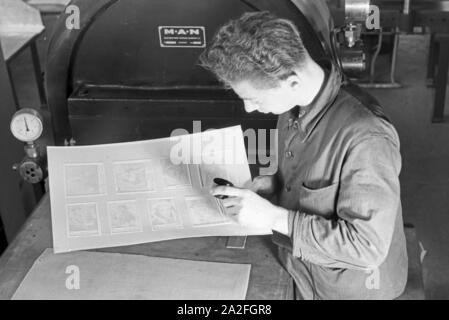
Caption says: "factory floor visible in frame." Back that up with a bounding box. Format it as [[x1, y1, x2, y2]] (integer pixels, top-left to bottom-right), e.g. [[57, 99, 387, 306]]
[[365, 34, 449, 300], [4, 14, 449, 299]]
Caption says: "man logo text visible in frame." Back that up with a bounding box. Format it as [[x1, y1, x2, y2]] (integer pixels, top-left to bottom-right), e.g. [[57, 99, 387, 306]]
[[164, 28, 201, 36]]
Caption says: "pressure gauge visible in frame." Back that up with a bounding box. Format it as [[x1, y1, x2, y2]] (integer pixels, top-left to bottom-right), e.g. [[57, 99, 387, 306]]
[[10, 108, 44, 143]]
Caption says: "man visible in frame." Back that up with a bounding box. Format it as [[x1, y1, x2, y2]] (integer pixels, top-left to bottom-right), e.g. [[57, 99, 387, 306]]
[[199, 11, 408, 299]]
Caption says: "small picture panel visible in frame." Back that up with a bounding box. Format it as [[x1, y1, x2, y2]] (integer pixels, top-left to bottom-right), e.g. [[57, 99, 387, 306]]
[[147, 198, 182, 230], [113, 161, 154, 193], [65, 164, 104, 197], [160, 159, 191, 188], [186, 197, 229, 227], [199, 164, 230, 189], [107, 201, 142, 234], [66, 203, 100, 237]]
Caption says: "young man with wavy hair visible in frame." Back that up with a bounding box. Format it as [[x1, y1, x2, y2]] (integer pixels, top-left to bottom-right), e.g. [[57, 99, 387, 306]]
[[200, 11, 408, 300]]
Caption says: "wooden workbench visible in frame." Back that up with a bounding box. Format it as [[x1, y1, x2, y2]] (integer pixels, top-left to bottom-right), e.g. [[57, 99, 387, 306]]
[[0, 194, 293, 300], [0, 192, 425, 300]]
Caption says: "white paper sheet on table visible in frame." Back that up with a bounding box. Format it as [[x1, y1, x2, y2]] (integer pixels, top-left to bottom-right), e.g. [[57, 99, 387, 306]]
[[47, 126, 271, 253], [12, 248, 251, 300]]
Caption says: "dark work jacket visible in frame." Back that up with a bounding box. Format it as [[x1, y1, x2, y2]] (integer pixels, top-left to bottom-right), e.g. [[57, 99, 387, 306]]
[[274, 62, 408, 299]]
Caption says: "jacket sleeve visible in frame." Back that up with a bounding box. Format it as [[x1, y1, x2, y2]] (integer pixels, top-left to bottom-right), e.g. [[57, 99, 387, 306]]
[[288, 134, 402, 270]]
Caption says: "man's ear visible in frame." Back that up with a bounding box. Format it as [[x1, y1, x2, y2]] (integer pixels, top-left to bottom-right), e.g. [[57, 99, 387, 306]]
[[286, 73, 302, 91]]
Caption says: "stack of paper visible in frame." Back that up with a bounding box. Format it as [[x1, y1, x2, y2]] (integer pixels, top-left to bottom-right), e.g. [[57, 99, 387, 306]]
[[12, 249, 251, 300]]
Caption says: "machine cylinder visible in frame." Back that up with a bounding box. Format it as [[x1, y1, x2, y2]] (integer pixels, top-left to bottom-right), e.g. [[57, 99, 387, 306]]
[[345, 0, 370, 22]]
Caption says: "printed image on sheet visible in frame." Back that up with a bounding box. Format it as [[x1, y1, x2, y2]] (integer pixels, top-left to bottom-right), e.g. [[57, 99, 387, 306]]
[[65, 164, 104, 196], [148, 199, 182, 230], [67, 203, 100, 237], [199, 164, 231, 189], [108, 201, 142, 234], [186, 197, 230, 227], [113, 161, 154, 193], [160, 159, 191, 188]]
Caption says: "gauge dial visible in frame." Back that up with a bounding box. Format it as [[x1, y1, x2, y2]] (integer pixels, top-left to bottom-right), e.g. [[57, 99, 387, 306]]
[[10, 108, 44, 142]]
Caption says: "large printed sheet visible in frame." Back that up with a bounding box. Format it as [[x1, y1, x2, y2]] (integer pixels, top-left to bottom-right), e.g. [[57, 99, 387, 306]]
[[48, 126, 270, 253], [12, 248, 251, 300]]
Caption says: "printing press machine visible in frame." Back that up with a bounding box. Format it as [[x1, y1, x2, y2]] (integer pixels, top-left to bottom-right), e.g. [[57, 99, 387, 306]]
[[1, 0, 438, 299]]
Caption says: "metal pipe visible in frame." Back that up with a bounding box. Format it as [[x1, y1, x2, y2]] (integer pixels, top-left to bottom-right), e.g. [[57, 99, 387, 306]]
[[403, 0, 411, 15], [370, 28, 383, 84], [358, 83, 402, 89], [390, 28, 400, 85]]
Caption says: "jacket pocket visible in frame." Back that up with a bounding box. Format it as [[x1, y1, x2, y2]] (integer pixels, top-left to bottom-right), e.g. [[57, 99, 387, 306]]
[[299, 182, 339, 218]]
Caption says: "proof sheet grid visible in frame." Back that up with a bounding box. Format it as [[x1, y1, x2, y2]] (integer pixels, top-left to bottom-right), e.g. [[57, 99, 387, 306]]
[[64, 161, 231, 238]]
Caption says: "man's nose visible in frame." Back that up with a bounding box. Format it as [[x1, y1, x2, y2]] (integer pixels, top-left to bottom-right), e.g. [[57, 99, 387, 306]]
[[244, 101, 259, 113]]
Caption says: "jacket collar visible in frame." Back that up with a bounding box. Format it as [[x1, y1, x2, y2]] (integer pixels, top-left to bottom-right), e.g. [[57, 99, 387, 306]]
[[284, 60, 342, 142]]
